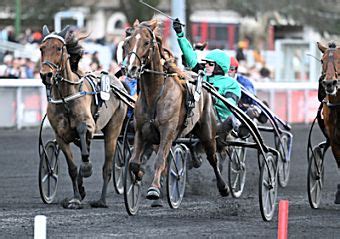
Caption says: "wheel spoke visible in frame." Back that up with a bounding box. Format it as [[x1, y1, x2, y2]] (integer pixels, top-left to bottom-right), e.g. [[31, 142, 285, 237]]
[[41, 173, 49, 183], [127, 181, 133, 195], [51, 173, 58, 181], [232, 173, 240, 189], [231, 166, 240, 174], [175, 180, 181, 199], [264, 191, 269, 212], [171, 180, 178, 201], [310, 180, 318, 194], [170, 168, 178, 177]]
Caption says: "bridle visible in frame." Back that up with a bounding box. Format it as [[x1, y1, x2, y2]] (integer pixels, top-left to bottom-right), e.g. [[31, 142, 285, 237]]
[[41, 35, 83, 86], [320, 44, 339, 93], [124, 25, 170, 78], [320, 44, 340, 108], [40, 34, 92, 106]]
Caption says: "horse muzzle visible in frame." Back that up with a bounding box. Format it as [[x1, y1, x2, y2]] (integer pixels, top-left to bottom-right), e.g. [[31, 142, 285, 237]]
[[322, 79, 338, 95]]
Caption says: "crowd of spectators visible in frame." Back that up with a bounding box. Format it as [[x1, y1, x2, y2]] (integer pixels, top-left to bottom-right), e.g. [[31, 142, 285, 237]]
[[0, 25, 272, 83], [234, 38, 273, 82], [0, 25, 123, 80]]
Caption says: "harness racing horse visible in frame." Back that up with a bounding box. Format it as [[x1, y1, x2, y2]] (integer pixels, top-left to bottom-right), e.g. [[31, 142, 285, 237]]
[[317, 42, 340, 203], [39, 25, 128, 209], [124, 19, 230, 200]]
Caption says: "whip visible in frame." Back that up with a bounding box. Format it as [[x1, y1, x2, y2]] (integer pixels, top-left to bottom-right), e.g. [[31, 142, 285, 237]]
[[139, 0, 185, 26]]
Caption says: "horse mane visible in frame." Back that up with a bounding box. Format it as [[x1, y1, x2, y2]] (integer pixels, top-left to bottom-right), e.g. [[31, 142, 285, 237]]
[[64, 30, 88, 73]]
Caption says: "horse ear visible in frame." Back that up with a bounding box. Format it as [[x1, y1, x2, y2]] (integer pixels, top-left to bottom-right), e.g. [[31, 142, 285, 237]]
[[149, 19, 158, 30], [58, 25, 70, 38], [133, 19, 140, 27], [317, 42, 327, 53], [42, 25, 50, 37]]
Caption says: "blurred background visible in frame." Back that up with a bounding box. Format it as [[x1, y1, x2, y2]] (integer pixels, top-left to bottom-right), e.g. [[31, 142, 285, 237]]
[[1, 0, 339, 128]]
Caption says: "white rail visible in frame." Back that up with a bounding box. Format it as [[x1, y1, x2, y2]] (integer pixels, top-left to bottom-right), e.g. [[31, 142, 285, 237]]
[[0, 79, 320, 128]]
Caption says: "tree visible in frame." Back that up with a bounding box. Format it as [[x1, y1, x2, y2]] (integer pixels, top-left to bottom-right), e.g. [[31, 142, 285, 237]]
[[119, 0, 161, 25]]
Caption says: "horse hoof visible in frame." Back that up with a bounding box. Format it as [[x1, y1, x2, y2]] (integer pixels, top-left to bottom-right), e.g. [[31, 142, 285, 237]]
[[151, 199, 164, 208], [90, 200, 108, 208], [192, 157, 203, 168], [80, 161, 93, 178], [219, 186, 230, 197], [146, 186, 161, 200], [335, 187, 340, 204], [129, 162, 144, 181], [62, 198, 82, 209]]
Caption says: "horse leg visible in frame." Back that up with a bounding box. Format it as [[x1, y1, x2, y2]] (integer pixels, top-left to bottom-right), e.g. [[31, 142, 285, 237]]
[[77, 122, 93, 178], [197, 118, 229, 197], [56, 137, 83, 209], [330, 141, 340, 204], [129, 130, 148, 181], [203, 139, 229, 197], [91, 124, 121, 208], [147, 128, 175, 200]]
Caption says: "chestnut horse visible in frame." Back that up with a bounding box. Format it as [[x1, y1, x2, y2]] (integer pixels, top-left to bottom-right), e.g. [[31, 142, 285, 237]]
[[39, 25, 128, 208], [317, 42, 340, 203], [124, 19, 229, 200]]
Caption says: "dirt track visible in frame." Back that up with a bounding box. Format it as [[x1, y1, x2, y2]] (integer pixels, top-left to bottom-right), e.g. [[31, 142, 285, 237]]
[[1, 124, 340, 238]]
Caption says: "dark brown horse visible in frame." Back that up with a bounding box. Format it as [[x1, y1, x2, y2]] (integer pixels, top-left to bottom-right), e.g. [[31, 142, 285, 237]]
[[39, 25, 128, 208], [317, 42, 340, 203], [124, 19, 229, 199]]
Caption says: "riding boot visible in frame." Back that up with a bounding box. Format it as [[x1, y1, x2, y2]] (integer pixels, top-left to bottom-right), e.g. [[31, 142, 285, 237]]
[[335, 184, 340, 204]]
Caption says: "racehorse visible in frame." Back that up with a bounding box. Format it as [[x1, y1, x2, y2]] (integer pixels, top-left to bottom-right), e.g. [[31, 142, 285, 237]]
[[39, 25, 128, 209], [124, 19, 230, 199], [317, 42, 340, 203]]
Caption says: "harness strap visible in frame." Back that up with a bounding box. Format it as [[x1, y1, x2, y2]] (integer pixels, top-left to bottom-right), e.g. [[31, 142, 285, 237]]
[[48, 76, 98, 104]]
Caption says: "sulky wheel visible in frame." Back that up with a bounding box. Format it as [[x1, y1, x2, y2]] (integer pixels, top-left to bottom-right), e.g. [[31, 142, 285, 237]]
[[113, 138, 125, 194], [38, 140, 60, 204], [275, 133, 292, 188], [123, 145, 142, 216], [166, 144, 187, 209], [307, 146, 324, 209], [259, 152, 277, 221], [228, 144, 247, 198]]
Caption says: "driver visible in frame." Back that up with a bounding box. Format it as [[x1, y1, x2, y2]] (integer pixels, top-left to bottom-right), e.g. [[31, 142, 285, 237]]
[[172, 18, 241, 137]]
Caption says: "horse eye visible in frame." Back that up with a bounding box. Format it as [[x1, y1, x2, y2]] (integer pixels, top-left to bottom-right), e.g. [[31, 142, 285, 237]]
[[57, 47, 62, 51], [144, 41, 150, 46]]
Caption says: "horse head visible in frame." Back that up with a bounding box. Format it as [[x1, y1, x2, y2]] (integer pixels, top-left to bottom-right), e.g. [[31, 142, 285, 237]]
[[39, 25, 70, 85], [318, 42, 340, 96], [123, 19, 161, 79]]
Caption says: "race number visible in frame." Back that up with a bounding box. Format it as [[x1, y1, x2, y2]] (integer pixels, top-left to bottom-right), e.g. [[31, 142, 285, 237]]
[[100, 71, 110, 101], [194, 70, 204, 101]]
